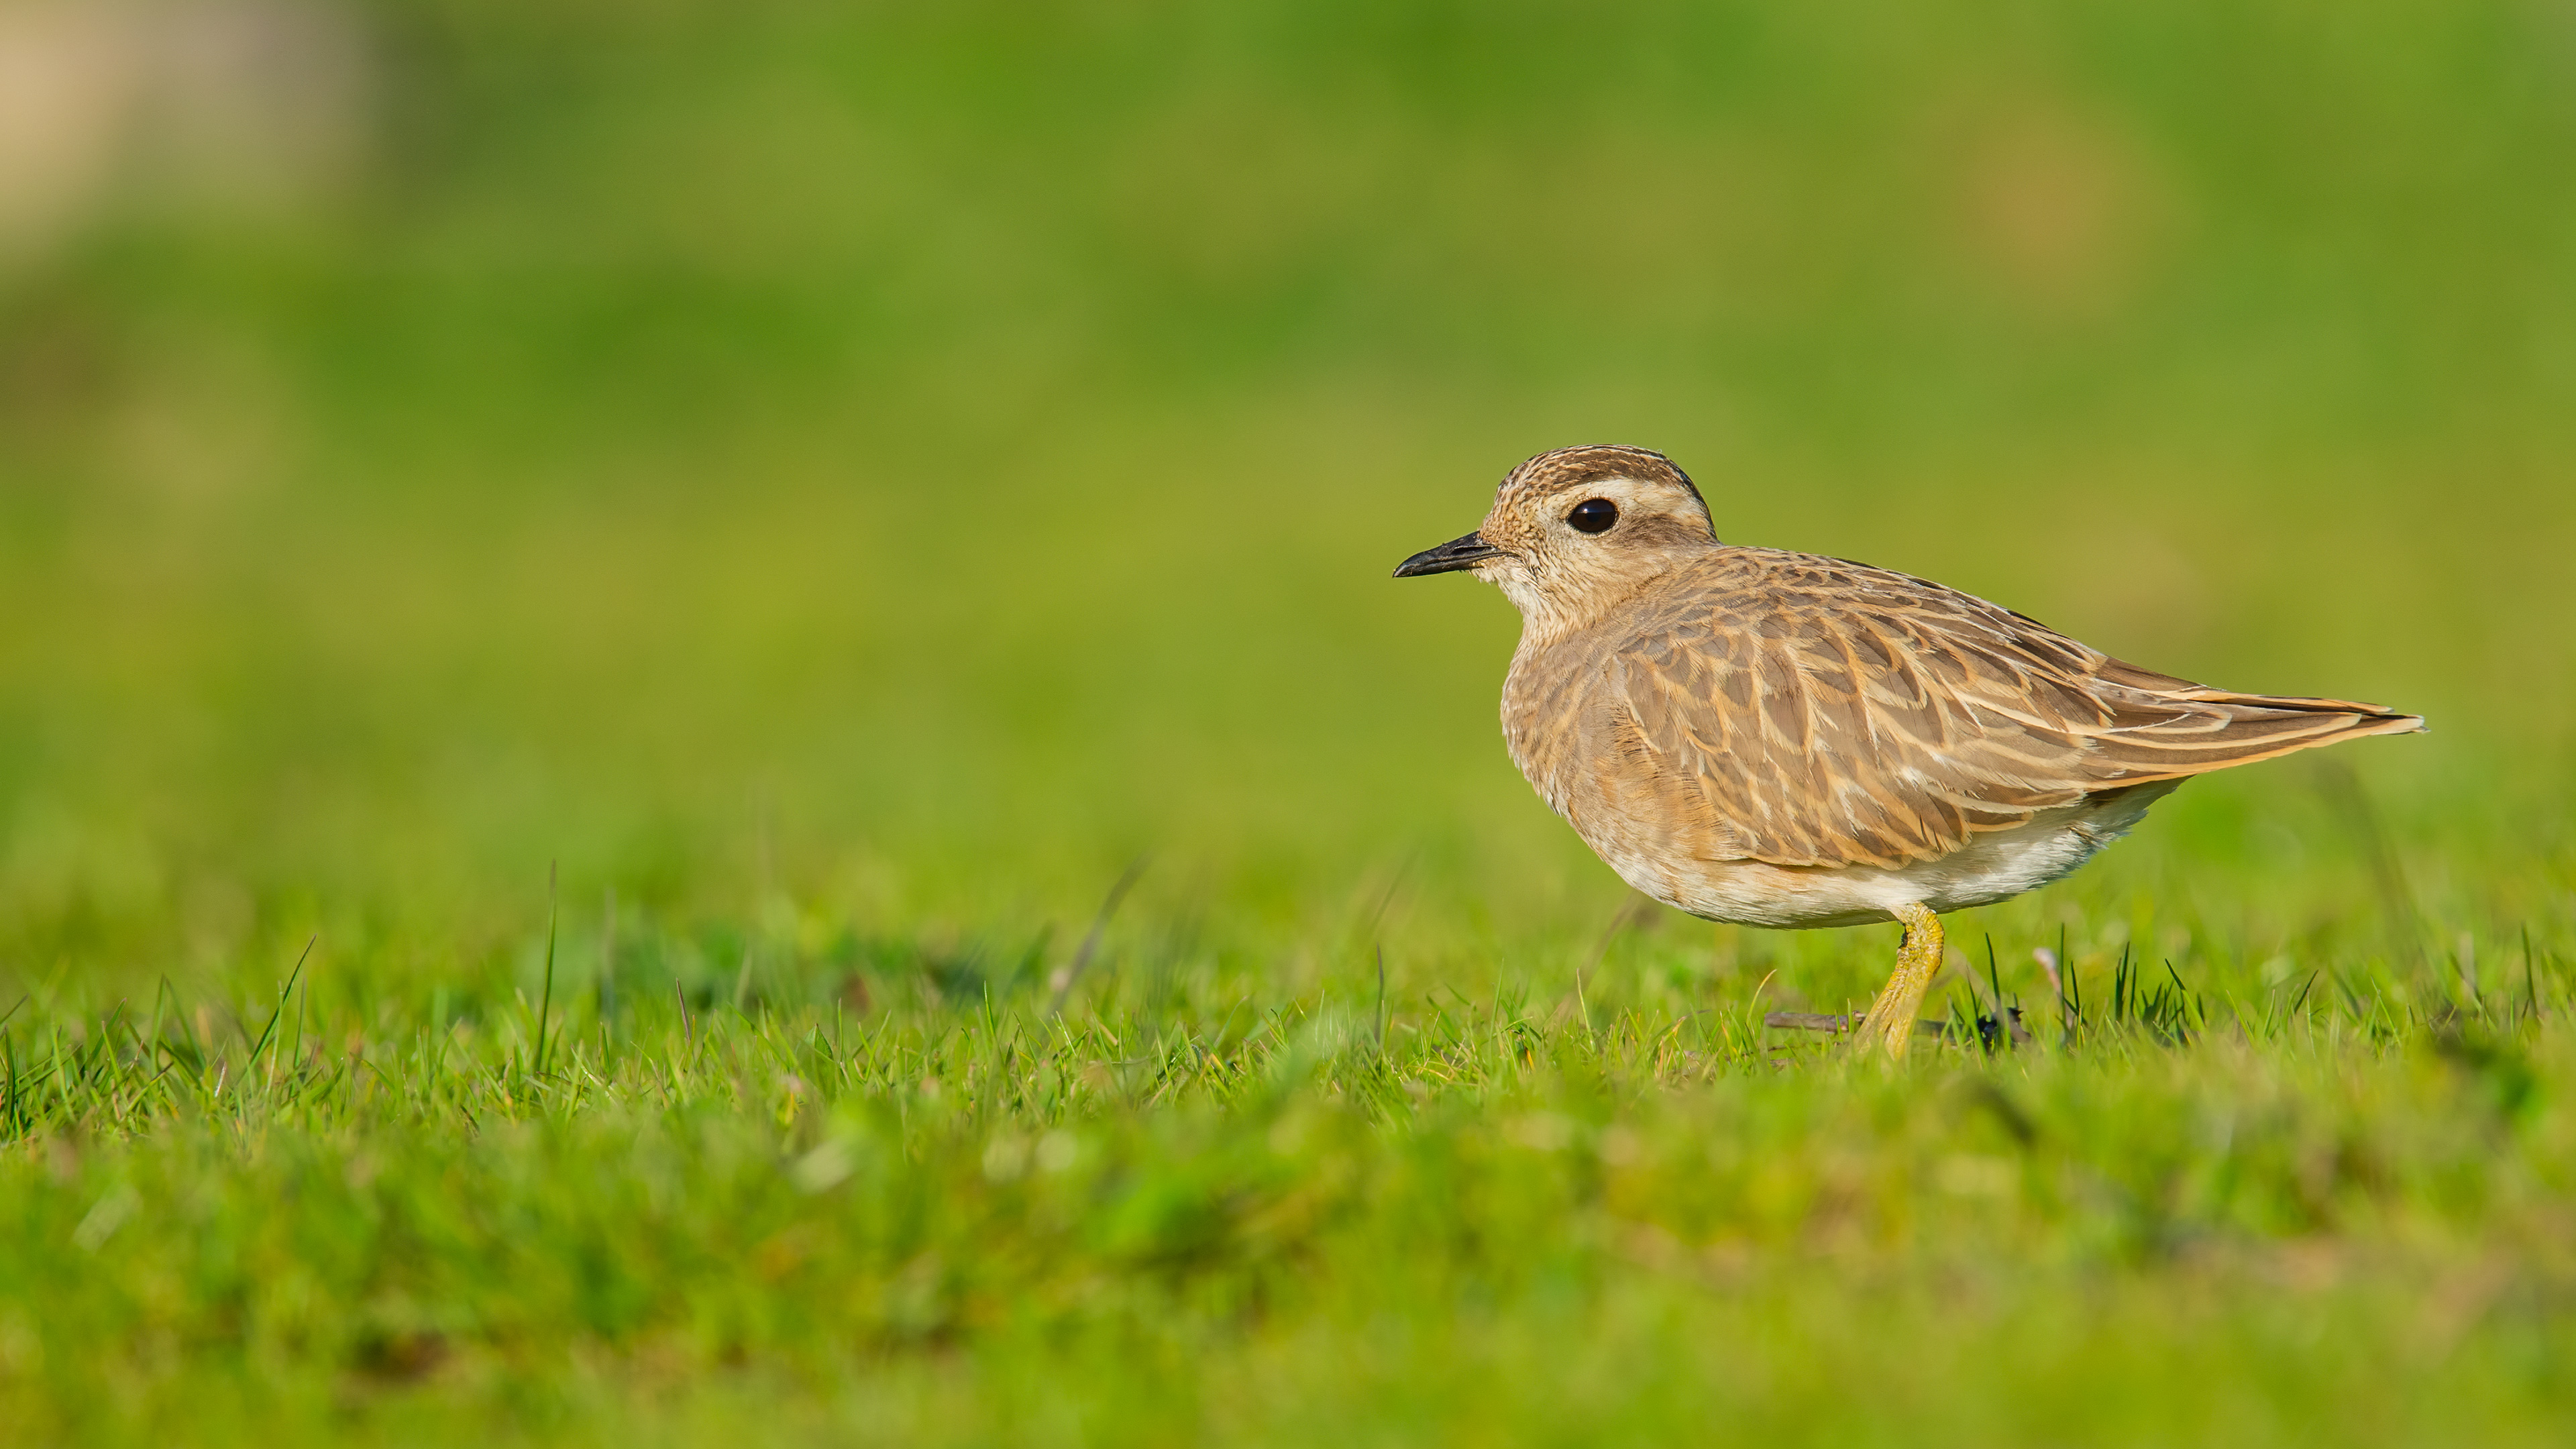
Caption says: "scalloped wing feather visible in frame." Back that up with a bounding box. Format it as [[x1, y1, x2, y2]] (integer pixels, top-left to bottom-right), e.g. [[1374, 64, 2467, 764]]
[[1565, 551, 2423, 871]]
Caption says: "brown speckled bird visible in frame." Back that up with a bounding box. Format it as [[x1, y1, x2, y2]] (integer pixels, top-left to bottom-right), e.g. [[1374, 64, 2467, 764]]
[[1395, 444, 2424, 1057]]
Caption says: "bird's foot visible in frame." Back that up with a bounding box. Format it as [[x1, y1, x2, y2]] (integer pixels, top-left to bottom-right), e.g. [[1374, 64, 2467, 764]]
[[1856, 902, 1944, 1061]]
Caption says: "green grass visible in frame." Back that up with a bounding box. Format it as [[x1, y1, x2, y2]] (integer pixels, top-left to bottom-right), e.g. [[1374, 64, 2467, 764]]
[[6, 0, 2576, 1442], [7, 846, 2574, 1445]]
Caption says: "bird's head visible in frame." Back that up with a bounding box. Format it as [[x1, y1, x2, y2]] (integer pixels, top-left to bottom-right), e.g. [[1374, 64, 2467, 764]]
[[1393, 444, 1719, 637]]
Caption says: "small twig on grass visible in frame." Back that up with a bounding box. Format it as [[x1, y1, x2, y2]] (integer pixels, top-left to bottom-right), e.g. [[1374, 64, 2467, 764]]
[[1762, 1010, 1948, 1039], [1764, 1011, 1851, 1032]]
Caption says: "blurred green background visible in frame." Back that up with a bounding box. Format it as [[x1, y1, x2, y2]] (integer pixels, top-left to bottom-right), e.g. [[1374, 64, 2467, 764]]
[[2, 0, 2570, 998]]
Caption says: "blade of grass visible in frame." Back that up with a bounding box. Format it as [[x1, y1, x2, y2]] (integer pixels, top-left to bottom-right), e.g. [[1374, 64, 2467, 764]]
[[1048, 855, 1150, 1016], [1375, 945, 1388, 1054], [535, 863, 560, 1077], [246, 937, 319, 1075]]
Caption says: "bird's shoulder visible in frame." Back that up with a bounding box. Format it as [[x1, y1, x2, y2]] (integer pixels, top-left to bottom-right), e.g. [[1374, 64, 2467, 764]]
[[1659, 545, 2057, 638], [1569, 545, 2106, 690]]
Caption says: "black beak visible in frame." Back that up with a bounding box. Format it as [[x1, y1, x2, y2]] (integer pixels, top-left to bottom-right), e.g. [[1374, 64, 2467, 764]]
[[1393, 531, 1505, 578]]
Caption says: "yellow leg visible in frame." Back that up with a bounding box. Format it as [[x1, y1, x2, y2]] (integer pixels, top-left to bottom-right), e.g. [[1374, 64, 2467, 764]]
[[1856, 902, 1943, 1060]]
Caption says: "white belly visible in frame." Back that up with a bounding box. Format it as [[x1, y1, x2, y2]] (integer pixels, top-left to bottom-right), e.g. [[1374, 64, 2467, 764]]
[[1595, 782, 2182, 928]]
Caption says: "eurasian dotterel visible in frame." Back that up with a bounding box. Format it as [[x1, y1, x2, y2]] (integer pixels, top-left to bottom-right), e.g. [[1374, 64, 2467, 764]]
[[1395, 444, 2424, 1057]]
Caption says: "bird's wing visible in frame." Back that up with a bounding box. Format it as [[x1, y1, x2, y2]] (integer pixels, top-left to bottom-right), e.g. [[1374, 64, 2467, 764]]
[[1588, 553, 2422, 870]]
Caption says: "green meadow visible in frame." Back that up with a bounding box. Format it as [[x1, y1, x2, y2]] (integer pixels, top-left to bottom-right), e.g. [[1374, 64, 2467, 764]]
[[3, 1, 2573, 1442]]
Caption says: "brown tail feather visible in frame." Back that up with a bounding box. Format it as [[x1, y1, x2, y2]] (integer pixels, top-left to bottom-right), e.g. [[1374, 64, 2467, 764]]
[[2086, 680, 2424, 787]]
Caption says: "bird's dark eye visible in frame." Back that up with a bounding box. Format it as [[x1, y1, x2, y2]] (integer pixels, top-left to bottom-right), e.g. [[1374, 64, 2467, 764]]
[[1567, 498, 1619, 534]]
